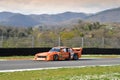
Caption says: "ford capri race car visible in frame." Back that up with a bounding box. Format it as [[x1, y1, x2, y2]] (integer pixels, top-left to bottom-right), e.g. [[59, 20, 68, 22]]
[[34, 46, 82, 61]]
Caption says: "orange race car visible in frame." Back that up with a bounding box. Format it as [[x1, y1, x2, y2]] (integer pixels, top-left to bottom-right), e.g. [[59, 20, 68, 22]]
[[34, 46, 82, 61]]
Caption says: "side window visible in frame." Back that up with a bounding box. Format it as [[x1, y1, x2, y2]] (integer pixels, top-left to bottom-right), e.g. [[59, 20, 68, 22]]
[[68, 48, 73, 53], [68, 48, 70, 52], [63, 48, 67, 52]]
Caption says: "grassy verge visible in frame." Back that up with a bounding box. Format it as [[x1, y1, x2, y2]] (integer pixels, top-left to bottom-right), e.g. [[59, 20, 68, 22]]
[[0, 65, 120, 80], [0, 56, 33, 60], [0, 55, 120, 60]]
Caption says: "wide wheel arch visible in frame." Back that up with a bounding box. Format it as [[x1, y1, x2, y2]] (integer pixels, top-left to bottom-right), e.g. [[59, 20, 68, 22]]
[[53, 54, 59, 61], [73, 54, 79, 60]]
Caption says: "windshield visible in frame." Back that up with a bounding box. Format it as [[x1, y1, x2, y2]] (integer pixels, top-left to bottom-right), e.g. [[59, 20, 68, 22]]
[[49, 48, 60, 52]]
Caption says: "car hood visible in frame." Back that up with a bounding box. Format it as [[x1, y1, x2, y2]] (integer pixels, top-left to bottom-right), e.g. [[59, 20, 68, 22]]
[[36, 52, 56, 56]]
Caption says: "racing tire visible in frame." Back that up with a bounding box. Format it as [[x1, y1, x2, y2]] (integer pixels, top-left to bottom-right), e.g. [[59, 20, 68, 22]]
[[53, 54, 59, 61], [73, 54, 78, 60]]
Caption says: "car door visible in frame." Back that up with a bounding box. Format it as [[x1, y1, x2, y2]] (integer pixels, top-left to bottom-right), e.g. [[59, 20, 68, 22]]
[[62, 48, 69, 58], [59, 48, 66, 59]]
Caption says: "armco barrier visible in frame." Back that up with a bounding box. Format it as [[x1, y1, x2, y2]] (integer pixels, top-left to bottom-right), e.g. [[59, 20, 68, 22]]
[[0, 48, 120, 56], [82, 48, 120, 55], [0, 48, 51, 56]]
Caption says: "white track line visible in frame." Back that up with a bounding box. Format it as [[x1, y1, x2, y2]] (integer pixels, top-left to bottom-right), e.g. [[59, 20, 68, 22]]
[[0, 64, 120, 73]]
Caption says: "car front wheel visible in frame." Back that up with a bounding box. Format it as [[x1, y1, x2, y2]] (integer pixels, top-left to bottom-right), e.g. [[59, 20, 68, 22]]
[[53, 54, 59, 61]]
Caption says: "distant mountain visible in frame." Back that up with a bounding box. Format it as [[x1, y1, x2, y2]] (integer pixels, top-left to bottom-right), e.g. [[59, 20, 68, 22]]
[[0, 7, 120, 27], [0, 12, 40, 27], [0, 12, 14, 21], [1, 14, 39, 27], [30, 12, 88, 25], [86, 7, 120, 22], [0, 11, 88, 27]]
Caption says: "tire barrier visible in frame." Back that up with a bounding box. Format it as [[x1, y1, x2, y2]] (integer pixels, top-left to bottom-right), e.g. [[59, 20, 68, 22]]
[[0, 48, 120, 56]]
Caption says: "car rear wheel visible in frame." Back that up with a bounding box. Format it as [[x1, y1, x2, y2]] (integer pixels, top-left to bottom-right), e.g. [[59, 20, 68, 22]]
[[53, 54, 59, 61], [73, 54, 78, 60]]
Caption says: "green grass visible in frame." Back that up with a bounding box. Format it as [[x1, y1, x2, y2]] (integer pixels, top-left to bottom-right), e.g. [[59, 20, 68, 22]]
[[0, 65, 120, 80], [0, 56, 33, 60], [0, 55, 120, 60]]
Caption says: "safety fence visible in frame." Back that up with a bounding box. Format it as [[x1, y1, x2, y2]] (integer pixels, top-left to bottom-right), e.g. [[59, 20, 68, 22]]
[[0, 36, 120, 48]]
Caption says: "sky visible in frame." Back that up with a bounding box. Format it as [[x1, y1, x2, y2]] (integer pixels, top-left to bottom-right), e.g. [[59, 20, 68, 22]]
[[0, 0, 120, 14]]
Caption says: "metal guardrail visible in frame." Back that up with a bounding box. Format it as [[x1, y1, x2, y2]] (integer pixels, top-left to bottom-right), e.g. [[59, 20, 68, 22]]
[[0, 48, 120, 56], [0, 36, 120, 48]]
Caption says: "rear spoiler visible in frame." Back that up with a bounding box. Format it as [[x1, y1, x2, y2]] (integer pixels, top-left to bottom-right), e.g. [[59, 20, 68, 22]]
[[72, 48, 82, 51]]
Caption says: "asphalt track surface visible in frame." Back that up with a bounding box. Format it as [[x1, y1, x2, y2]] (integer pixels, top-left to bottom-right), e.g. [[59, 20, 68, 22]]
[[0, 58, 120, 72]]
